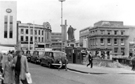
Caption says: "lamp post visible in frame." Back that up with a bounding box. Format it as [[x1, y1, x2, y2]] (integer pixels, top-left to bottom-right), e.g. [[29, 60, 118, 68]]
[[59, 0, 66, 51], [59, 0, 65, 25]]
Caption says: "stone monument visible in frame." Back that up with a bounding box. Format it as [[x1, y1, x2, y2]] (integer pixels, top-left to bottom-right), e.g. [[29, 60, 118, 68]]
[[67, 25, 76, 42]]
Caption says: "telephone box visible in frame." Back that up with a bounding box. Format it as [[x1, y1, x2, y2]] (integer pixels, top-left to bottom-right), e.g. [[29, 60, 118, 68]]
[[65, 47, 83, 64]]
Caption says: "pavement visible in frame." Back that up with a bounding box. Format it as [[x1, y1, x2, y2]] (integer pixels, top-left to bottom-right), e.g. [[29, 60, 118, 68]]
[[29, 63, 135, 84], [67, 63, 135, 74]]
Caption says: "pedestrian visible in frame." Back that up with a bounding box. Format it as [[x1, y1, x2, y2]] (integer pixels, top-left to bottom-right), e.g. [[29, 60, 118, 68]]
[[64, 58, 68, 71], [13, 50, 29, 84], [3, 54, 14, 84], [58, 57, 63, 71], [0, 53, 3, 74], [0, 53, 4, 84], [131, 57, 135, 71], [86, 52, 93, 68]]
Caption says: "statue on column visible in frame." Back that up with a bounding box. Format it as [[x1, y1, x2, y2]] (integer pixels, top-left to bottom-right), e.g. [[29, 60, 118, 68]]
[[67, 25, 76, 42]]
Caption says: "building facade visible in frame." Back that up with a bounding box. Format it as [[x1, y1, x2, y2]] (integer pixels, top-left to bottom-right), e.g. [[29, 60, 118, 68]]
[[79, 27, 90, 48], [88, 21, 135, 60], [0, 1, 17, 47], [17, 21, 52, 51], [51, 32, 62, 50]]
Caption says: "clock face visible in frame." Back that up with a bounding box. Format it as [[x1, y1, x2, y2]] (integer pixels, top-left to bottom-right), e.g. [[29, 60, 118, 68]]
[[6, 8, 12, 13]]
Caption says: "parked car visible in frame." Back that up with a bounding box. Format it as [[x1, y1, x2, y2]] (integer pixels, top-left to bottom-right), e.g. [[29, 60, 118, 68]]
[[31, 51, 43, 64], [26, 50, 32, 62], [40, 50, 68, 68]]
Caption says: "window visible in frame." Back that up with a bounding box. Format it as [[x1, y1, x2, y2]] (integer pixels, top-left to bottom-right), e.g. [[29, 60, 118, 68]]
[[121, 39, 124, 45], [21, 29, 24, 34], [31, 29, 33, 35], [26, 29, 28, 34], [121, 39, 124, 43], [100, 30, 105, 34], [114, 30, 118, 35], [30, 37, 33, 42], [39, 30, 40, 35], [121, 48, 125, 56], [21, 36, 24, 41], [114, 38, 117, 45], [9, 16, 13, 38], [107, 30, 111, 35], [4, 16, 8, 38], [26, 36, 28, 41], [114, 48, 118, 53], [47, 32, 49, 39], [100, 38, 104, 43], [35, 30, 37, 35], [38, 37, 40, 42], [35, 37, 37, 42], [121, 31, 125, 35], [107, 38, 111, 43], [42, 37, 44, 42], [42, 30, 44, 35]]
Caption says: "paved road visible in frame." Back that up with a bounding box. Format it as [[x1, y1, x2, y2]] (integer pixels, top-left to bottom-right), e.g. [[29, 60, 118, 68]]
[[29, 63, 135, 84]]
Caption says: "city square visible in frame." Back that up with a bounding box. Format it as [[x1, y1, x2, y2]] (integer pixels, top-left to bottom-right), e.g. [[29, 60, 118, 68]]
[[0, 0, 135, 84]]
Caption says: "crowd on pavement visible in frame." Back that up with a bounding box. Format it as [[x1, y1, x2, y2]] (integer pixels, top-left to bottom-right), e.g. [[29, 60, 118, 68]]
[[0, 50, 31, 84]]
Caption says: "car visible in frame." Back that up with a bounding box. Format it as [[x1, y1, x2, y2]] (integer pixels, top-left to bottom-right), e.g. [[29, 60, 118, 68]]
[[40, 50, 68, 68], [31, 51, 43, 64]]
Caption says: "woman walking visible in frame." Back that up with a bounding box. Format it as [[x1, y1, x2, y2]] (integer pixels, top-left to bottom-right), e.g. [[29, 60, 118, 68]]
[[3, 54, 14, 84]]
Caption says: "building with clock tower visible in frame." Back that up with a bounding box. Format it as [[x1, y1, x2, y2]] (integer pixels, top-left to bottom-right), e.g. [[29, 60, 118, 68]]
[[0, 1, 17, 49]]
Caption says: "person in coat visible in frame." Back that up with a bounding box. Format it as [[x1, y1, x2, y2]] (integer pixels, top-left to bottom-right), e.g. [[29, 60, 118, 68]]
[[13, 50, 29, 84], [3, 54, 14, 84], [86, 52, 93, 68]]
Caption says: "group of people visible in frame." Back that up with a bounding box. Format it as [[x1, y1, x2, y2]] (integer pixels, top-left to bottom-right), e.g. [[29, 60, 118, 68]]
[[0, 50, 30, 84]]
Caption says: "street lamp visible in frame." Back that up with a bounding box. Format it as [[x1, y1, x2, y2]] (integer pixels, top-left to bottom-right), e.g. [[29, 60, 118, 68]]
[[59, 0, 65, 25], [59, 0, 66, 51]]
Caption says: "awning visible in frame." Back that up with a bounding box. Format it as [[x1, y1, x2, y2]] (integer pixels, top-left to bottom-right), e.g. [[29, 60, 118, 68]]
[[0, 46, 15, 54]]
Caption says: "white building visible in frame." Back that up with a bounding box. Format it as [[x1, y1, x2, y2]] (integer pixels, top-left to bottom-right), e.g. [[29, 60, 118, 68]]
[[17, 21, 52, 52], [0, 1, 17, 47], [83, 38, 88, 48], [79, 27, 90, 47]]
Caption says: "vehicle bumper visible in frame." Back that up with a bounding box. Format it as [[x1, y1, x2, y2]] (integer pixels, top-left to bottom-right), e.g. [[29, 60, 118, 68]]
[[51, 63, 66, 66]]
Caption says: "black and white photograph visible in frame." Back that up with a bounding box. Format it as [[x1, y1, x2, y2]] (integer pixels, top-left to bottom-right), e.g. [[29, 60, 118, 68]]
[[0, 0, 135, 84]]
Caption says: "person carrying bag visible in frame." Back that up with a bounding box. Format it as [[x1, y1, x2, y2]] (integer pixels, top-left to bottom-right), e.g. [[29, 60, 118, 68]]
[[13, 50, 32, 84]]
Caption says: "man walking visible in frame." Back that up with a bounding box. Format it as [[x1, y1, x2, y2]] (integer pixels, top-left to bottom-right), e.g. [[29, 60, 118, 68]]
[[87, 52, 93, 68], [13, 50, 29, 84]]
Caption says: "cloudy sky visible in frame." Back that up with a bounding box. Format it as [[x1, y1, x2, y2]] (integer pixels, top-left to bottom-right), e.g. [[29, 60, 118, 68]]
[[2, 0, 135, 40]]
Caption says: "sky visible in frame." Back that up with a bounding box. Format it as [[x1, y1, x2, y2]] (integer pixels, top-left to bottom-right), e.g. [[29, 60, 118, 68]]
[[2, 0, 135, 40]]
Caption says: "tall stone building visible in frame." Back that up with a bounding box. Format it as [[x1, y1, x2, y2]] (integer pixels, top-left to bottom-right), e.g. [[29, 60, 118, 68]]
[[87, 21, 135, 60], [17, 21, 52, 52]]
